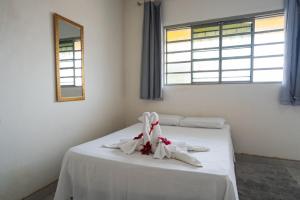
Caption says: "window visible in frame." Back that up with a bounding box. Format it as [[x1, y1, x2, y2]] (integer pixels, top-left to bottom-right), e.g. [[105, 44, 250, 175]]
[[164, 13, 284, 85], [59, 39, 82, 86]]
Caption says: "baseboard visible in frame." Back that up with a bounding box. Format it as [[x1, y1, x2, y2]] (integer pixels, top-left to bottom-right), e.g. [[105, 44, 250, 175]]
[[22, 180, 57, 200]]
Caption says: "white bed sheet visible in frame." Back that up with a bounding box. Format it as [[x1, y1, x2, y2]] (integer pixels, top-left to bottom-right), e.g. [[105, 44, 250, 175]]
[[54, 123, 239, 200]]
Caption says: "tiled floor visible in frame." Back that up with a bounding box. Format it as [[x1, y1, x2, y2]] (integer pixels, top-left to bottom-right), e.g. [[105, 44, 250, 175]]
[[43, 154, 300, 200], [236, 154, 300, 200], [43, 195, 54, 200]]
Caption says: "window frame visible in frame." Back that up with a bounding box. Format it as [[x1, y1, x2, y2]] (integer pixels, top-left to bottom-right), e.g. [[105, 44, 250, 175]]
[[164, 9, 285, 86]]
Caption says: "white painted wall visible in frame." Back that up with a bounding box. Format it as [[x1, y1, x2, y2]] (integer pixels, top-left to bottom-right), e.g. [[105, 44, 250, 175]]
[[0, 0, 300, 199], [0, 0, 124, 199], [123, 0, 300, 161], [162, 0, 284, 26]]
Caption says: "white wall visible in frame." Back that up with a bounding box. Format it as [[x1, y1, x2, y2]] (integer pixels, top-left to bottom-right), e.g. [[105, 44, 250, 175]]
[[162, 0, 284, 26], [0, 0, 124, 199], [123, 0, 300, 161]]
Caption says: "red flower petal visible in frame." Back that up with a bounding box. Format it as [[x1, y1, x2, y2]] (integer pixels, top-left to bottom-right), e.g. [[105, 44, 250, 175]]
[[133, 133, 143, 140], [158, 136, 172, 145], [149, 120, 159, 135], [140, 141, 152, 155]]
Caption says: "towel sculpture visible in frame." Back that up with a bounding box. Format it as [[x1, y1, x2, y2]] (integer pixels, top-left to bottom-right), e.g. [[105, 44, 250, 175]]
[[103, 112, 209, 167]]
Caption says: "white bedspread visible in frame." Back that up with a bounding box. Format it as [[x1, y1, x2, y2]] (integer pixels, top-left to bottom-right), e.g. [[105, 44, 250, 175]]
[[54, 123, 239, 200]]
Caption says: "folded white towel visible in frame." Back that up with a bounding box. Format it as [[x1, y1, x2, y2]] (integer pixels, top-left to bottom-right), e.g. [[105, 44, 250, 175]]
[[111, 112, 152, 155], [102, 139, 130, 149], [142, 112, 151, 145], [149, 112, 162, 153], [172, 141, 210, 152], [119, 139, 143, 154], [187, 145, 209, 152], [153, 141, 172, 159], [171, 150, 202, 167], [102, 144, 120, 149]]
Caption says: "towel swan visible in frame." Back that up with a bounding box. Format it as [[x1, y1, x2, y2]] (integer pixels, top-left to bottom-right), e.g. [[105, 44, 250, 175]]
[[103, 112, 151, 154], [103, 112, 209, 167]]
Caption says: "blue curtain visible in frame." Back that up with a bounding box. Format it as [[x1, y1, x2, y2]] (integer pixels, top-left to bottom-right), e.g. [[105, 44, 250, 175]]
[[140, 1, 162, 100], [280, 0, 300, 105]]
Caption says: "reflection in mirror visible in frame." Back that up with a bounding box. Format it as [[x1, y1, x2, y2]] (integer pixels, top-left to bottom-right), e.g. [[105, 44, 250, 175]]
[[54, 14, 85, 102]]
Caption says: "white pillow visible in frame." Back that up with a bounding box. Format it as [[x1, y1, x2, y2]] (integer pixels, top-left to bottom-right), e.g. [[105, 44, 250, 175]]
[[138, 114, 184, 126], [179, 117, 225, 129]]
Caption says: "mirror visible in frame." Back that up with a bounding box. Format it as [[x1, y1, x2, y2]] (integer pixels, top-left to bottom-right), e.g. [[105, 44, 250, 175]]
[[54, 13, 85, 102]]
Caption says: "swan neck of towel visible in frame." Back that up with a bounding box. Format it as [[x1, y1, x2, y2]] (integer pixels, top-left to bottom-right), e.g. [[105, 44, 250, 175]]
[[149, 120, 159, 135]]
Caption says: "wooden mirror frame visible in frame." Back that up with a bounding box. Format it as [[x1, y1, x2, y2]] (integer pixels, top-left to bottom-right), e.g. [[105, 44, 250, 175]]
[[53, 13, 85, 102]]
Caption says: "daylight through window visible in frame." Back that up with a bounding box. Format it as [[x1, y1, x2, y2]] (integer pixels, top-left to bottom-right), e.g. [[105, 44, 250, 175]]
[[165, 13, 285, 85]]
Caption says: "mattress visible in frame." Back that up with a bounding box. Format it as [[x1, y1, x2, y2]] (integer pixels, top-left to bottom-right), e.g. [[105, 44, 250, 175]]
[[54, 123, 239, 200]]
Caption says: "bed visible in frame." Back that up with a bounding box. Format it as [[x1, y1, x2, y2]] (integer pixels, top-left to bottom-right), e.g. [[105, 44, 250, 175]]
[[54, 123, 239, 200]]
